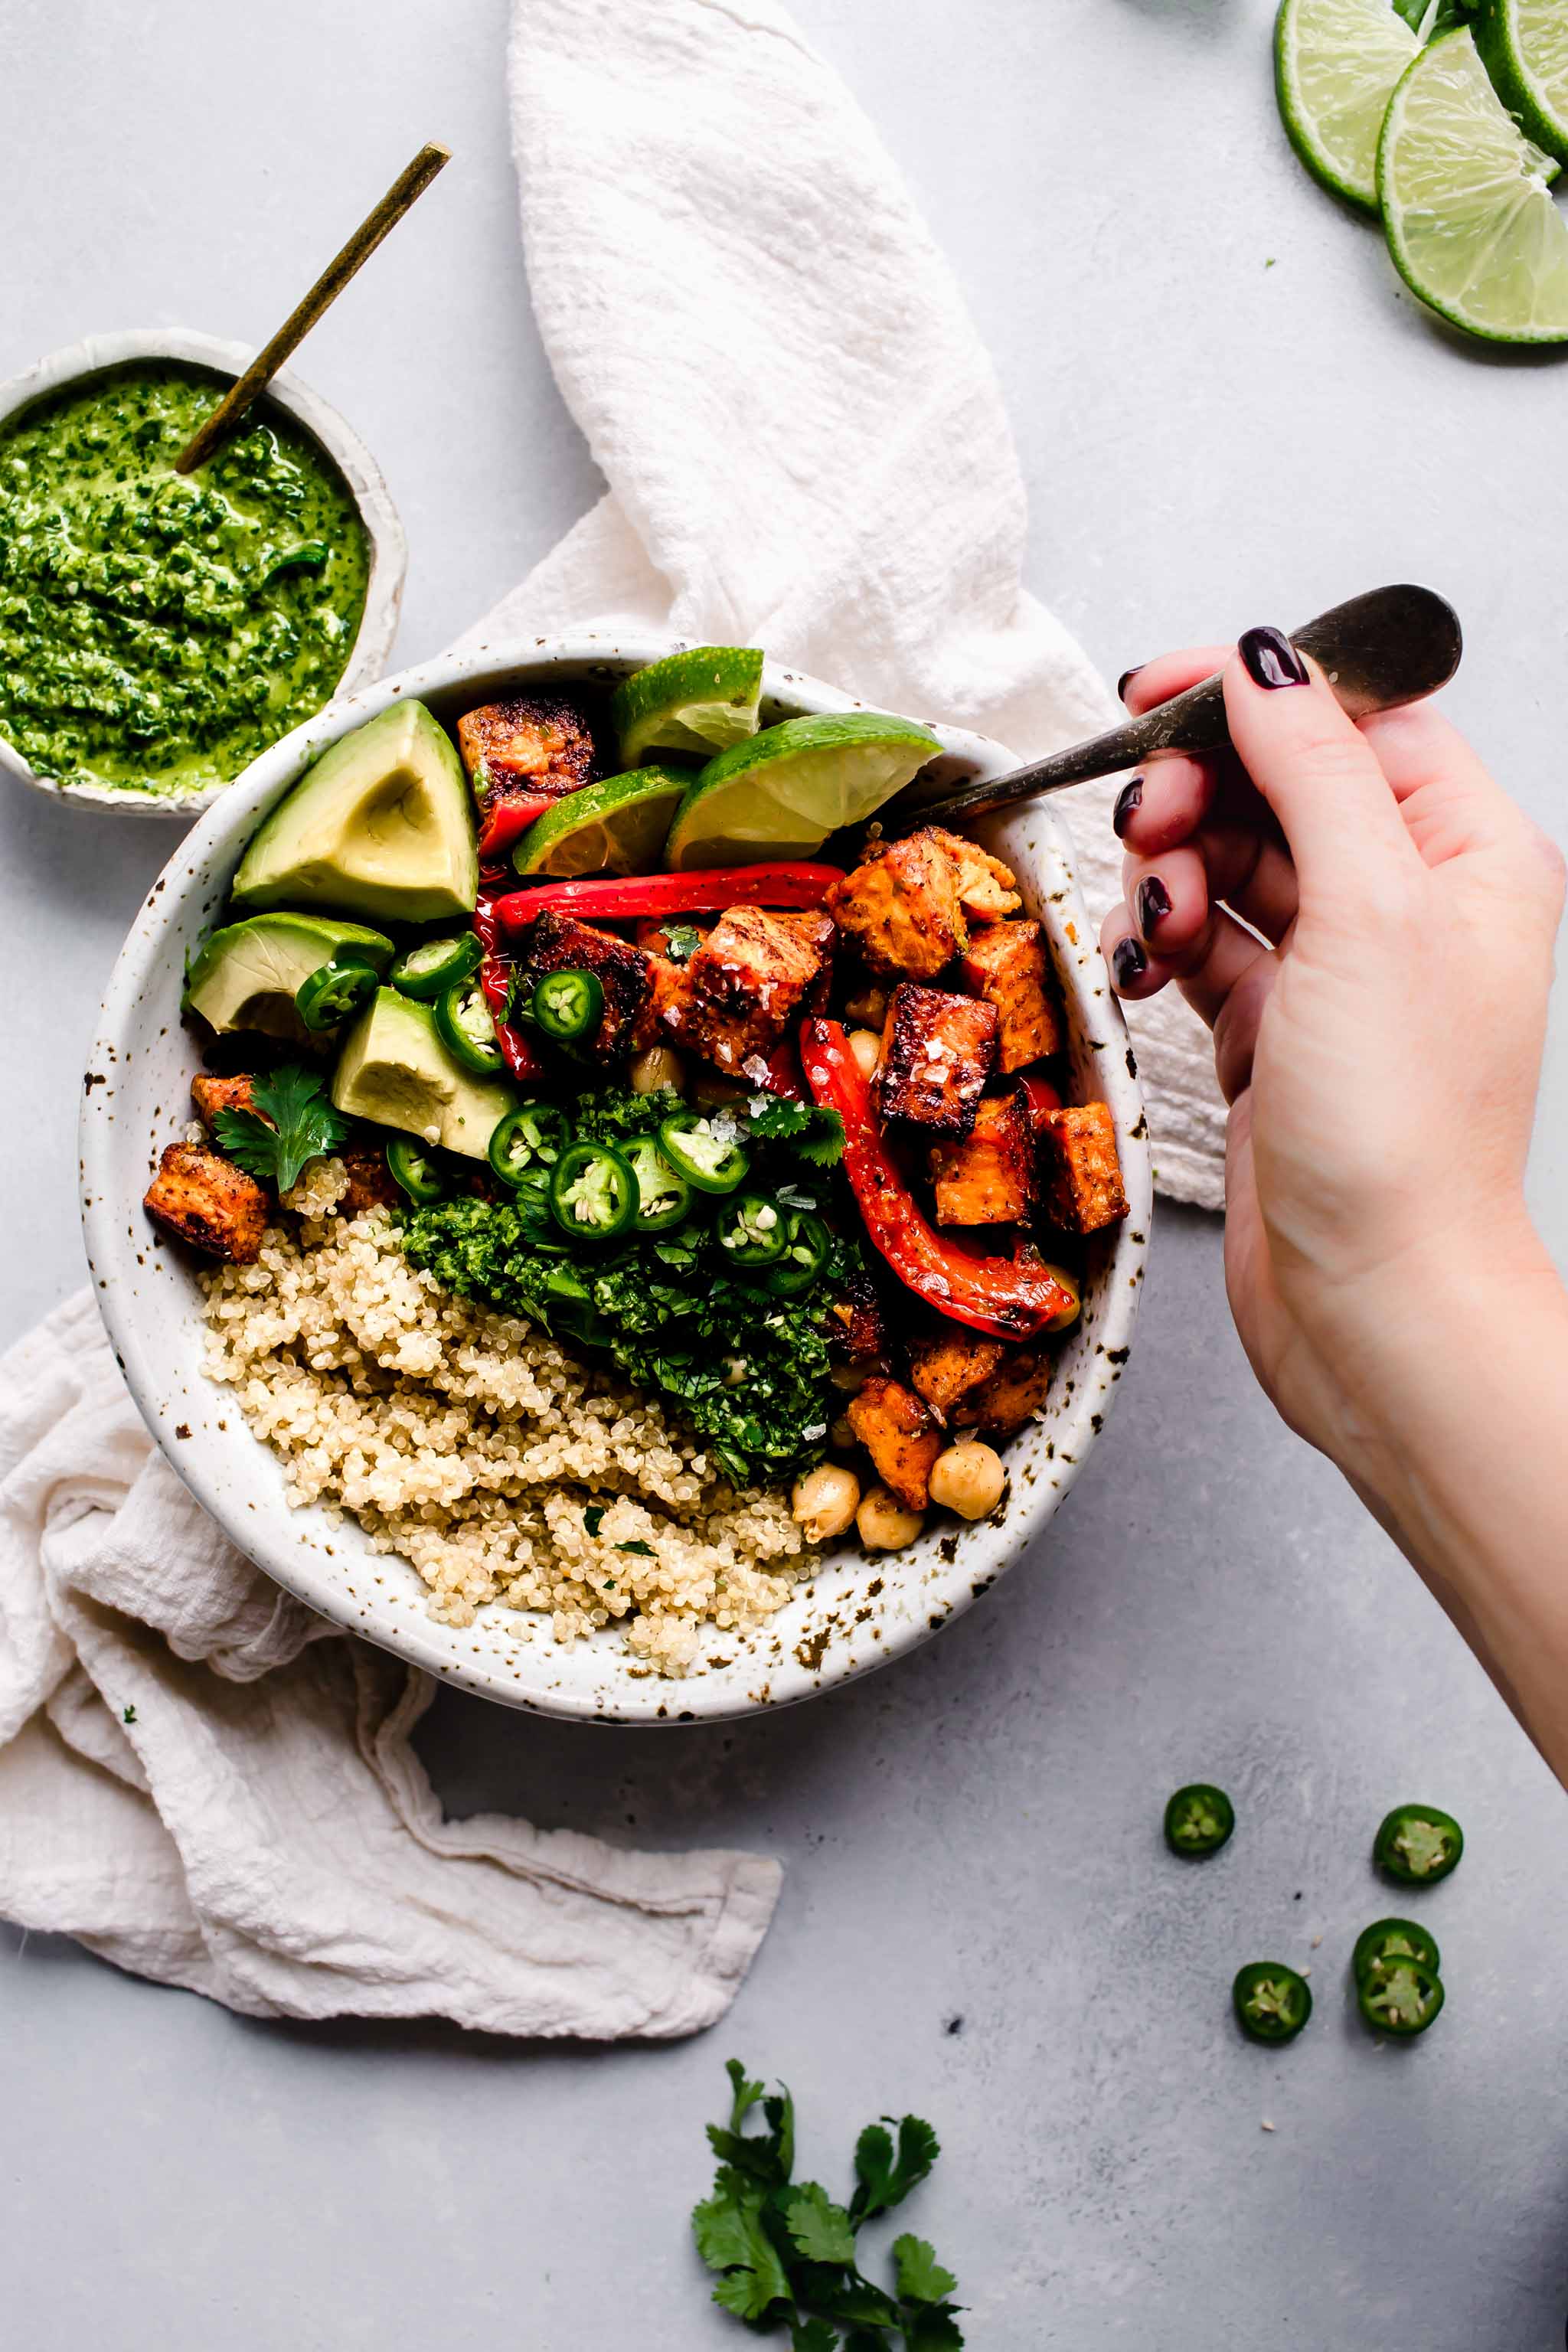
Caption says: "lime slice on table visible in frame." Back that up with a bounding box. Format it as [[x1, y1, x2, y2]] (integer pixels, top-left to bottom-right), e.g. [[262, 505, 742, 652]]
[[1477, 0, 1568, 165], [1275, 0, 1419, 212], [611, 646, 764, 767], [662, 711, 942, 871], [511, 766, 692, 877], [1379, 28, 1568, 343]]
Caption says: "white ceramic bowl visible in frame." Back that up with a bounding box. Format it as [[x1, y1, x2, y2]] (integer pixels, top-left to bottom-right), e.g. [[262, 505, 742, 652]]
[[0, 328, 406, 818], [80, 635, 1151, 1722]]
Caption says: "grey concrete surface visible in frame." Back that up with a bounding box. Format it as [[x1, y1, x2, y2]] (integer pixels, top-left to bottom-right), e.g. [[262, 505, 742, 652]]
[[2, 2, 1566, 2346]]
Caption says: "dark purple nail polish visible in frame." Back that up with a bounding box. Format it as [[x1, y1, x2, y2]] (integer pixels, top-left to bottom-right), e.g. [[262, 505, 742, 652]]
[[1110, 935, 1147, 991], [1112, 776, 1144, 838], [1239, 625, 1308, 690], [1116, 665, 1142, 704], [1137, 874, 1172, 936]]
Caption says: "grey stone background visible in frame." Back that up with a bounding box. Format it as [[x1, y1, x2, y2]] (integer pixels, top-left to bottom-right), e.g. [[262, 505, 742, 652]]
[[2, 2, 1566, 2344]]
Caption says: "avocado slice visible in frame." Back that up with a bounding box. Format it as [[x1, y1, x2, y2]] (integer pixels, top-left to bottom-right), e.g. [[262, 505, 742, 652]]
[[332, 988, 513, 1158], [231, 702, 479, 926], [184, 913, 394, 1040]]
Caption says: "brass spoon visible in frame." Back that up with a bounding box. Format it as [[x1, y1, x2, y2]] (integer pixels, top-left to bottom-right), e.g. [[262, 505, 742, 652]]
[[887, 583, 1462, 832]]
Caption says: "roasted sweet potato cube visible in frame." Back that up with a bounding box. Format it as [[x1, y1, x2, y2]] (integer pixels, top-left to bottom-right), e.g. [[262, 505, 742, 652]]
[[954, 1344, 1053, 1436], [848, 1374, 942, 1511], [828, 1261, 890, 1366], [960, 920, 1060, 1072], [455, 694, 593, 799], [662, 906, 833, 1078], [824, 834, 966, 980], [1040, 1102, 1128, 1234], [906, 1327, 1005, 1420], [877, 984, 996, 1134], [916, 825, 1021, 920], [191, 1072, 261, 1125], [928, 1094, 1035, 1225], [517, 908, 650, 1056], [144, 1142, 270, 1265]]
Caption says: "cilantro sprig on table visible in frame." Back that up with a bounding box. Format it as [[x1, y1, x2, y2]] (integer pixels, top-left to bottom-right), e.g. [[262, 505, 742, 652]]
[[212, 1063, 351, 1195], [692, 2061, 962, 2349]]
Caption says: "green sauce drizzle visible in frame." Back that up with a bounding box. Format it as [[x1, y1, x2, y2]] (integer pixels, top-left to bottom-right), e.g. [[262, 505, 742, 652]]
[[0, 360, 371, 799]]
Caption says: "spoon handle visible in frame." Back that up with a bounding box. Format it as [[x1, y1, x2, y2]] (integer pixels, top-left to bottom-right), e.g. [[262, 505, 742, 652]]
[[894, 583, 1462, 832]]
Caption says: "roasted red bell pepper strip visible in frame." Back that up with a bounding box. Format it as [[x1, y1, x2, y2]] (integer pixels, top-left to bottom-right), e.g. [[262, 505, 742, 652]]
[[799, 1018, 1077, 1341], [472, 892, 546, 1084], [753, 1040, 805, 1101], [476, 791, 551, 862], [491, 863, 844, 933]]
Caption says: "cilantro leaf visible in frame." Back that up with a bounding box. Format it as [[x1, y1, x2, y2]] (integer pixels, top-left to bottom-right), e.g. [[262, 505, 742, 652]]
[[663, 922, 704, 964], [784, 2183, 858, 2267], [617, 1539, 655, 1557], [892, 2236, 957, 2306], [744, 1096, 845, 1168], [792, 2323, 841, 2352], [851, 2117, 939, 2224], [583, 1504, 606, 1538], [693, 2180, 766, 2274], [903, 2310, 964, 2350], [212, 1063, 351, 1194], [725, 2059, 765, 2129]]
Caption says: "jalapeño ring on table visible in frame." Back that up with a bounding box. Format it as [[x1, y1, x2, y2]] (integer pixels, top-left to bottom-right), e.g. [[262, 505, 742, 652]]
[[294, 952, 381, 1033], [1351, 1918, 1441, 1986], [1356, 1955, 1445, 2038], [1374, 1804, 1464, 1884], [1164, 1783, 1235, 1858], [1232, 1961, 1312, 2044]]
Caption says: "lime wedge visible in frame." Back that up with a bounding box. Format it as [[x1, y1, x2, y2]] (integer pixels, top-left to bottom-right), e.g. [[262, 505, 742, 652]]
[[1477, 0, 1568, 165], [511, 766, 691, 878], [1379, 28, 1568, 342], [611, 647, 765, 767], [1276, 0, 1419, 212], [663, 712, 942, 872]]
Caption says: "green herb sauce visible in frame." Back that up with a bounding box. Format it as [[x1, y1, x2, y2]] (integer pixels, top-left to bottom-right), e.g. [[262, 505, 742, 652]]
[[0, 361, 370, 798]]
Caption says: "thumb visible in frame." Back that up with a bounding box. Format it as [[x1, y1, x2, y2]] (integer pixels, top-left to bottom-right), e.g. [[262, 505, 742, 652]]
[[1222, 627, 1420, 904]]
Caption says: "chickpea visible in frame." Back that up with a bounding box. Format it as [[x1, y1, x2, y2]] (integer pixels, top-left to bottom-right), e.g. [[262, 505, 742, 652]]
[[792, 1462, 861, 1544], [629, 1044, 685, 1096], [829, 1413, 857, 1451], [927, 1439, 1007, 1521], [848, 1027, 883, 1080], [829, 1360, 871, 1393], [1039, 1262, 1082, 1334], [856, 1484, 925, 1551]]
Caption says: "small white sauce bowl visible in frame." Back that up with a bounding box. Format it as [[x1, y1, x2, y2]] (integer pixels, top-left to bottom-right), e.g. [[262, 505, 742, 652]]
[[0, 326, 406, 818], [80, 635, 1152, 1723]]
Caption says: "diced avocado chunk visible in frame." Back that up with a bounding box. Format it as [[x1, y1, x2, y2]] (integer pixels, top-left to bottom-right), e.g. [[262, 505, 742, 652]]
[[183, 913, 394, 1040], [232, 702, 478, 926], [332, 988, 512, 1158]]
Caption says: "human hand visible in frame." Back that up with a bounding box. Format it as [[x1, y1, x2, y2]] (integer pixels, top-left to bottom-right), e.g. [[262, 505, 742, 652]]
[[1102, 627, 1565, 1481]]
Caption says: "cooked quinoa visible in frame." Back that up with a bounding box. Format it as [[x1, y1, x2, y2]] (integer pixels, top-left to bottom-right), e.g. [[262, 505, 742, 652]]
[[198, 1157, 811, 1676]]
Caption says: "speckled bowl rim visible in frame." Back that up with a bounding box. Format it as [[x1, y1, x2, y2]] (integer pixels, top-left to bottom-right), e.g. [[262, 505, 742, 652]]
[[80, 632, 1151, 1723], [0, 326, 407, 818]]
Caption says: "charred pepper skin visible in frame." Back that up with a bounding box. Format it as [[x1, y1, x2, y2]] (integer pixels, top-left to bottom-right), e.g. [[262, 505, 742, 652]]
[[490, 862, 845, 933], [799, 1018, 1077, 1342]]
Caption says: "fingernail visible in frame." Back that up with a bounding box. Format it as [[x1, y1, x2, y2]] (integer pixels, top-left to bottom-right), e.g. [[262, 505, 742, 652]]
[[1137, 874, 1172, 936], [1110, 935, 1148, 991], [1112, 777, 1144, 838], [1239, 625, 1308, 690], [1116, 665, 1142, 704]]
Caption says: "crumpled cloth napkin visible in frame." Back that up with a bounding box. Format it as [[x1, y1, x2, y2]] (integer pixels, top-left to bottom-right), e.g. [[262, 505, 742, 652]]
[[0, 1293, 779, 2031], [465, 0, 1226, 1207], [0, 0, 1227, 2036]]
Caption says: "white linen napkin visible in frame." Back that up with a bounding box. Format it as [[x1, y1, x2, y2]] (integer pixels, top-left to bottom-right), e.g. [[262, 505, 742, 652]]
[[464, 0, 1227, 1209], [0, 1292, 779, 2031], [0, 0, 1225, 2034]]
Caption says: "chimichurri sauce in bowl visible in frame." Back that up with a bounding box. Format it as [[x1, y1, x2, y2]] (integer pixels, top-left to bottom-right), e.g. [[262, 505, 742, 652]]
[[0, 360, 370, 802]]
